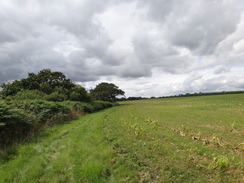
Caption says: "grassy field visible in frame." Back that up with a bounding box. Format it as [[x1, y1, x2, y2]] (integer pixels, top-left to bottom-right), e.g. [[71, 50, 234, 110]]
[[0, 94, 244, 182]]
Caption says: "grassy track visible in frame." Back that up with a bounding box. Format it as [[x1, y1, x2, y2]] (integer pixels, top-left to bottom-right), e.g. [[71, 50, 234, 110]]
[[0, 94, 244, 182], [0, 109, 120, 183]]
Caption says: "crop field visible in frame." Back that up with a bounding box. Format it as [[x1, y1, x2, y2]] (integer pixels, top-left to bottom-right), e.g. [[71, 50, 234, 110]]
[[0, 94, 244, 182]]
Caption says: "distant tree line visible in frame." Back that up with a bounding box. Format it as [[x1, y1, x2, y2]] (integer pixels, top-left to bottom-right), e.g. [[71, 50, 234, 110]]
[[117, 91, 244, 101], [117, 97, 148, 101], [159, 91, 244, 98]]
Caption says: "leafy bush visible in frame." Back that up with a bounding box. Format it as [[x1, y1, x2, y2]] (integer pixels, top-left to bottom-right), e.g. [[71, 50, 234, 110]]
[[0, 99, 114, 146], [13, 90, 47, 100], [46, 91, 67, 102], [69, 85, 91, 102], [11, 100, 69, 123], [0, 69, 91, 103], [90, 101, 114, 112], [0, 101, 32, 145], [61, 101, 93, 113], [9, 100, 114, 127]]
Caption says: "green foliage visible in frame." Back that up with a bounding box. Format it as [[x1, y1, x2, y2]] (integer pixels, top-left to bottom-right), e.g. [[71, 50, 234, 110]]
[[0, 69, 91, 102], [91, 82, 124, 101], [13, 90, 47, 100], [0, 101, 32, 145], [12, 100, 69, 123], [25, 69, 75, 94], [91, 101, 113, 111], [162, 90, 244, 98], [0, 99, 114, 146], [69, 85, 91, 102], [46, 91, 68, 102], [1, 69, 75, 96], [61, 101, 93, 113], [0, 69, 74, 96], [0, 80, 22, 96], [211, 155, 230, 170]]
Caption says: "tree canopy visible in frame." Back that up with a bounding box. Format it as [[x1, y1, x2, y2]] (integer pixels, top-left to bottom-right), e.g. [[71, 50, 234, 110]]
[[91, 82, 125, 101], [0, 69, 90, 102], [0, 70, 125, 102]]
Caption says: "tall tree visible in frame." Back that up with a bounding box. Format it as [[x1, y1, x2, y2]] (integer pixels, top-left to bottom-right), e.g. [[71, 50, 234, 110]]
[[0, 69, 90, 102], [91, 82, 125, 101], [0, 69, 75, 96]]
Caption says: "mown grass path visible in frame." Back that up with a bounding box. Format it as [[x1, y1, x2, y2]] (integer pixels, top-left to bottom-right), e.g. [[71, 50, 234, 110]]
[[1, 94, 244, 182], [0, 109, 118, 183]]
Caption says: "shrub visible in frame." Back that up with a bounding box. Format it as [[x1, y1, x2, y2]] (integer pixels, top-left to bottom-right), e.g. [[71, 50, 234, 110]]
[[61, 101, 93, 113], [0, 99, 114, 146], [13, 90, 47, 100], [90, 101, 113, 112], [12, 100, 70, 123], [0, 101, 32, 145], [46, 91, 67, 102], [69, 85, 91, 102]]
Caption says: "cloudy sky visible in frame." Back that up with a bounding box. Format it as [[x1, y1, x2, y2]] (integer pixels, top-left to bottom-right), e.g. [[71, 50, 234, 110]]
[[0, 0, 244, 97]]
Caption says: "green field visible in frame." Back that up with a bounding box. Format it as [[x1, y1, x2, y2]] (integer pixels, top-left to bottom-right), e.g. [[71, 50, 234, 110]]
[[0, 94, 244, 182]]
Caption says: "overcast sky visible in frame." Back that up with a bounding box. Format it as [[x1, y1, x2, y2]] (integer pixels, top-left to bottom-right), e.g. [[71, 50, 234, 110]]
[[0, 0, 244, 97]]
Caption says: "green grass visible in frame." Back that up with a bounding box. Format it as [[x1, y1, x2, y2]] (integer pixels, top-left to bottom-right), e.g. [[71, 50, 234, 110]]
[[0, 94, 244, 182], [0, 109, 119, 183]]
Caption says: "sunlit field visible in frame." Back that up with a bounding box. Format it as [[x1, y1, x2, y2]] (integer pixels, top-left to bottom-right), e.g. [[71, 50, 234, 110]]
[[1, 94, 243, 182]]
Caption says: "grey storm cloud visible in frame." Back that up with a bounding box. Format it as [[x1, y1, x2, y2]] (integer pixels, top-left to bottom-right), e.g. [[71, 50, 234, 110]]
[[137, 0, 240, 55], [214, 65, 230, 74], [168, 1, 239, 55], [0, 0, 243, 96], [132, 32, 194, 74], [0, 0, 117, 82]]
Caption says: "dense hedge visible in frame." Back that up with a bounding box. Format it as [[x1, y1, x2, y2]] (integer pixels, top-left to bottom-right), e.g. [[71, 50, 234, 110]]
[[0, 101, 32, 145], [0, 99, 114, 146]]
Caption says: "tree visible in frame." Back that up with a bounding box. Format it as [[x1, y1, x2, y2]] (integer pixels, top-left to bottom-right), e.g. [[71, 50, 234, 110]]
[[69, 85, 91, 102], [27, 69, 75, 94], [91, 82, 125, 101], [0, 69, 75, 96], [0, 80, 22, 96], [0, 69, 90, 102]]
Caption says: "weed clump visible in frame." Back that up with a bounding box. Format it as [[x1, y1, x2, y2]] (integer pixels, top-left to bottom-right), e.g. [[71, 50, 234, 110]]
[[210, 155, 230, 171]]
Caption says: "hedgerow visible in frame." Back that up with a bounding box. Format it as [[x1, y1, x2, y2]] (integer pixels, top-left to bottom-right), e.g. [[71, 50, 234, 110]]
[[0, 101, 32, 145], [0, 99, 114, 146]]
